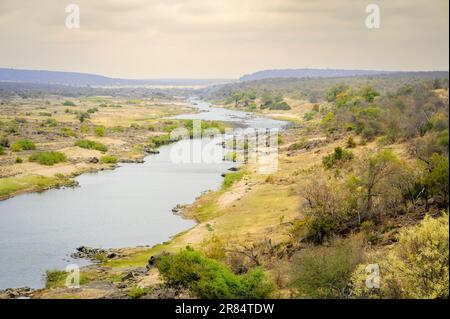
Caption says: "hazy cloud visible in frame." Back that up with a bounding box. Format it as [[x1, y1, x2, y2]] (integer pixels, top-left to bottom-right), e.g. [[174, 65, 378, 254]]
[[0, 0, 448, 78]]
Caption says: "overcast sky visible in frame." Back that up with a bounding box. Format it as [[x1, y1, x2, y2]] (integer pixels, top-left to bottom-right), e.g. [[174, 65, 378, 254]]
[[0, 0, 448, 78]]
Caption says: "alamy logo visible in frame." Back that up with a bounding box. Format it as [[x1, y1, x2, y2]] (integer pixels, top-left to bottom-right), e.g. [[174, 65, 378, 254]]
[[365, 4, 380, 29], [65, 4, 80, 29], [365, 264, 381, 289]]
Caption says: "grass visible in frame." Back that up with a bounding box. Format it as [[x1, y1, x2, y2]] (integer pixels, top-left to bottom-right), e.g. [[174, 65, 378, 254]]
[[100, 155, 118, 164], [11, 139, 36, 152], [75, 139, 108, 152], [29, 151, 67, 166], [222, 170, 246, 190], [0, 174, 71, 199]]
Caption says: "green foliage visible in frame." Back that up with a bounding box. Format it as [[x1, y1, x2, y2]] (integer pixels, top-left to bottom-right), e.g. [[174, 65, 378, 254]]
[[0, 146, 4, 155], [11, 139, 36, 152], [157, 248, 274, 299], [87, 107, 98, 114], [291, 238, 363, 298], [148, 134, 172, 148], [351, 214, 449, 299], [75, 139, 108, 152], [100, 155, 118, 164], [326, 84, 349, 102], [321, 112, 334, 125], [29, 151, 67, 166], [424, 153, 449, 207], [45, 270, 67, 289], [94, 126, 106, 137], [267, 101, 291, 110], [322, 147, 354, 169], [80, 125, 90, 133], [359, 86, 379, 102], [15, 157, 23, 163], [222, 171, 246, 190], [62, 100, 76, 106], [60, 127, 76, 137], [128, 285, 152, 299]]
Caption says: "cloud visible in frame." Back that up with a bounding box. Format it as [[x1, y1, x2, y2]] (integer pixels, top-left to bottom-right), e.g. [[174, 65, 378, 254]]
[[0, 0, 447, 78]]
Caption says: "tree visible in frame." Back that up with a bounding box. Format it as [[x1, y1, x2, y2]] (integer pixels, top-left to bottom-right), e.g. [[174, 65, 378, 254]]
[[351, 214, 449, 299]]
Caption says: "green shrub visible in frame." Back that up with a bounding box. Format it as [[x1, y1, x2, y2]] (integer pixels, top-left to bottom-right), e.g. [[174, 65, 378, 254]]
[[351, 214, 449, 299], [94, 126, 106, 137], [74, 140, 108, 152], [87, 108, 98, 114], [29, 151, 67, 166], [45, 270, 67, 289], [0, 146, 4, 155], [157, 248, 274, 299], [128, 285, 152, 299], [62, 100, 76, 106], [322, 147, 354, 169], [268, 101, 291, 110], [100, 155, 118, 164], [80, 125, 90, 133], [60, 127, 76, 137], [15, 157, 23, 163], [291, 238, 363, 298], [149, 134, 172, 148], [11, 140, 36, 152]]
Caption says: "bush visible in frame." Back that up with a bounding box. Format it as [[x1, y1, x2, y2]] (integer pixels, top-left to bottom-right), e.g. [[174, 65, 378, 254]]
[[157, 248, 274, 299], [291, 238, 363, 298], [62, 100, 76, 106], [15, 157, 23, 163], [11, 140, 36, 152], [74, 140, 108, 152], [29, 151, 67, 166], [322, 147, 354, 169], [0, 146, 4, 155], [149, 134, 172, 148], [100, 155, 118, 164], [60, 127, 76, 137], [94, 126, 106, 137], [351, 214, 449, 299], [268, 101, 291, 110]]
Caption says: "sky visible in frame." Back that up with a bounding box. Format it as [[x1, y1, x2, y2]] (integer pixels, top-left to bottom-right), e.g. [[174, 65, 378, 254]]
[[0, 0, 448, 78]]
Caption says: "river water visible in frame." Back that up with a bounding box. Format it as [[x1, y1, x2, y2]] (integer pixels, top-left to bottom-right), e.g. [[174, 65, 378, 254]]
[[0, 99, 287, 289]]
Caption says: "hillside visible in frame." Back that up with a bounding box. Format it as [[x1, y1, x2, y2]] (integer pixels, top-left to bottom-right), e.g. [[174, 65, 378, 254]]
[[239, 68, 394, 81], [0, 68, 230, 87]]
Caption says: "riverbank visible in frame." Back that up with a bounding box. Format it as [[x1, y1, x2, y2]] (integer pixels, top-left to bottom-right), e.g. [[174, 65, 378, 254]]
[[0, 96, 198, 201]]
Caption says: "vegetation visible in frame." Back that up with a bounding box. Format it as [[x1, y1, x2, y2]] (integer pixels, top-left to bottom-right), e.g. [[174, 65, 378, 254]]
[[351, 214, 449, 298], [29, 151, 67, 166], [11, 139, 36, 152], [157, 248, 275, 299], [100, 155, 118, 164], [74, 139, 108, 152]]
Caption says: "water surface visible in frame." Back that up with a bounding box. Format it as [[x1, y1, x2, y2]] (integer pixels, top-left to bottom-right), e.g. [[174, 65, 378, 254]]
[[0, 100, 287, 289]]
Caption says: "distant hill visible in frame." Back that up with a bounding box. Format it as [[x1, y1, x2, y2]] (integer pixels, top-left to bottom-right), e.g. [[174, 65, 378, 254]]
[[239, 68, 394, 82], [0, 68, 230, 87]]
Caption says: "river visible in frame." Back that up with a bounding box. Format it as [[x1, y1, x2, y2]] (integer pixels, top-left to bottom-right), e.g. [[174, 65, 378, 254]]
[[0, 99, 287, 289]]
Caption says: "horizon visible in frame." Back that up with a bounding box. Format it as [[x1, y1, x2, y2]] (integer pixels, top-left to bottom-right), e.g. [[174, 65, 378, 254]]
[[1, 66, 449, 81], [0, 0, 448, 78]]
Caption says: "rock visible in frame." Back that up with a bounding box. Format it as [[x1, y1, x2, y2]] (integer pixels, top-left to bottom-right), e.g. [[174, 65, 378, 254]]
[[107, 252, 117, 259], [87, 157, 99, 164], [0, 287, 33, 299], [121, 272, 136, 281], [228, 167, 239, 171]]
